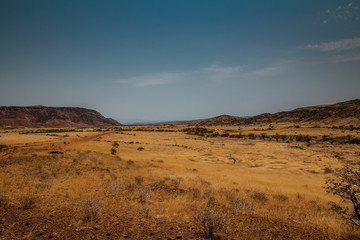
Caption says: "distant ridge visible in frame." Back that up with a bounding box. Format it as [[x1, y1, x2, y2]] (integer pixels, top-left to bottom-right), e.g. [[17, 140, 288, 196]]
[[197, 99, 360, 127], [0, 106, 121, 129]]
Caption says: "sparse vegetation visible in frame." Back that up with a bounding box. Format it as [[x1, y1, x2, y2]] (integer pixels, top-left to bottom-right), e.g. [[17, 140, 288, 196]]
[[249, 191, 268, 202], [17, 194, 40, 209], [110, 147, 117, 155], [0, 122, 359, 239], [134, 175, 144, 185], [112, 141, 119, 148], [193, 207, 227, 238], [0, 191, 9, 208], [272, 194, 289, 202], [325, 165, 360, 227], [83, 198, 102, 221]]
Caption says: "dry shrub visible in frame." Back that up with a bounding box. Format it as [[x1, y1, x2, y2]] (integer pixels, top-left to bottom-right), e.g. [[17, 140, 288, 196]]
[[170, 177, 182, 187], [18, 194, 40, 209], [141, 204, 151, 217], [249, 191, 268, 202], [126, 160, 134, 166], [223, 189, 253, 213], [224, 189, 239, 203], [83, 198, 102, 221], [124, 182, 137, 193], [188, 187, 201, 198], [112, 141, 119, 148], [308, 200, 324, 212], [137, 187, 152, 203], [111, 148, 117, 155], [232, 197, 253, 213], [109, 183, 123, 195], [272, 194, 289, 202], [197, 177, 211, 187], [0, 191, 9, 208], [193, 207, 227, 238], [203, 190, 216, 205], [134, 176, 144, 185]]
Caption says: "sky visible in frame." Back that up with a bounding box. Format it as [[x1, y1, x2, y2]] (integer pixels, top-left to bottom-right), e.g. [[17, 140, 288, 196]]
[[1, 0, 360, 123]]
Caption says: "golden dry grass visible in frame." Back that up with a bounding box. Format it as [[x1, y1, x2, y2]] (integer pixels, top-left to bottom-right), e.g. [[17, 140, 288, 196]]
[[0, 125, 359, 239]]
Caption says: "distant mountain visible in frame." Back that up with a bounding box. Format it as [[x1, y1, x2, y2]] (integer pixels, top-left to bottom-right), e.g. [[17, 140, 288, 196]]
[[197, 99, 360, 127], [0, 106, 121, 129]]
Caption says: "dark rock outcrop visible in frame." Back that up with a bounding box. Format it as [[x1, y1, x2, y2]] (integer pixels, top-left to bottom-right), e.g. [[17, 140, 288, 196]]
[[0, 106, 121, 128]]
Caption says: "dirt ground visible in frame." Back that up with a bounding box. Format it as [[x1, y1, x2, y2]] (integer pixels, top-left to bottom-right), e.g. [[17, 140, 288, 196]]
[[0, 125, 359, 239]]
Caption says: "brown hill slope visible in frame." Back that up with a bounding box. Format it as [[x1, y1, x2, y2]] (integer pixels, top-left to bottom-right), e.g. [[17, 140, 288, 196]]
[[0, 106, 121, 128], [197, 99, 360, 127]]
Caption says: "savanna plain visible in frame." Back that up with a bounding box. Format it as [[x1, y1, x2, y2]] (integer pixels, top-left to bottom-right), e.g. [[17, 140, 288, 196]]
[[1, 123, 360, 239]]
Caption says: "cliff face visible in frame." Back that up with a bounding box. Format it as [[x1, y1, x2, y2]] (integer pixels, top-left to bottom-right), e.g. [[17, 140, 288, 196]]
[[197, 99, 360, 127], [0, 106, 121, 128]]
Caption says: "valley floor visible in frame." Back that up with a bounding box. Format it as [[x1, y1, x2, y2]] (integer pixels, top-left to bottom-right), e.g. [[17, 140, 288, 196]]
[[0, 125, 359, 239]]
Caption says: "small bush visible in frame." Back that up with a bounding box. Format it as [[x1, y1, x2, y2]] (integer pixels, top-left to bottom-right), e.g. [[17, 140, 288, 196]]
[[111, 148, 117, 155], [83, 198, 102, 221], [188, 187, 201, 198], [170, 178, 182, 187], [0, 191, 9, 208], [203, 190, 216, 205], [137, 147, 144, 151], [137, 187, 152, 203], [232, 197, 253, 213], [272, 194, 289, 202], [193, 207, 227, 238], [126, 160, 134, 166], [0, 144, 7, 152], [112, 141, 119, 148], [18, 194, 40, 209], [124, 182, 137, 192], [250, 191, 268, 202], [109, 184, 123, 195], [134, 176, 144, 185]]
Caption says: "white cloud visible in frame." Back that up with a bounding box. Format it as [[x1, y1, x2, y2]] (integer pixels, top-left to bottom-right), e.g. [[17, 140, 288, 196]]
[[306, 37, 360, 51], [203, 65, 243, 74], [248, 60, 296, 78], [115, 61, 296, 88], [133, 72, 181, 87], [325, 2, 360, 22], [116, 64, 244, 87], [330, 52, 360, 63], [201, 65, 243, 83]]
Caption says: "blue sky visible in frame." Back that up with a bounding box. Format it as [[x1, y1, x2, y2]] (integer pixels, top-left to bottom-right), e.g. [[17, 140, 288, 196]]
[[1, 0, 360, 123]]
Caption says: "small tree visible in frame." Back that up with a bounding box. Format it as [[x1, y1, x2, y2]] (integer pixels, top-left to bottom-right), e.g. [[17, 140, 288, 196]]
[[324, 165, 360, 227], [111, 148, 117, 155]]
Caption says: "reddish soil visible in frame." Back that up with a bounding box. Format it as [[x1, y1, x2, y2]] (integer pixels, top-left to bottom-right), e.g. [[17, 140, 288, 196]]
[[0, 205, 335, 240]]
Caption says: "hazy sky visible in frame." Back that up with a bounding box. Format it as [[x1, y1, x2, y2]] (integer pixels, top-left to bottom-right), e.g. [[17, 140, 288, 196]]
[[1, 1, 360, 123]]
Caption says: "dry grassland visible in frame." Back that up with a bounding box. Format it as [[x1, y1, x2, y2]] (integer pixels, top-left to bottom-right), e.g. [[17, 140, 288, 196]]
[[0, 125, 359, 239]]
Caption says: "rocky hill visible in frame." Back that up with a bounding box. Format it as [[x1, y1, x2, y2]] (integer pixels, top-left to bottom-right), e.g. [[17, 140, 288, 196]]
[[0, 106, 121, 129], [197, 99, 360, 127]]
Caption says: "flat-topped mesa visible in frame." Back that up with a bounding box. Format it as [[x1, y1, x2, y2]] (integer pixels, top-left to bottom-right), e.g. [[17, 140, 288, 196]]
[[0, 106, 121, 128], [197, 99, 360, 127]]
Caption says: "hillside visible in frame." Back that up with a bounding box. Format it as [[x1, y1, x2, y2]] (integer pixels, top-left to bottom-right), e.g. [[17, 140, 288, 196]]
[[0, 106, 121, 128], [197, 99, 360, 127]]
